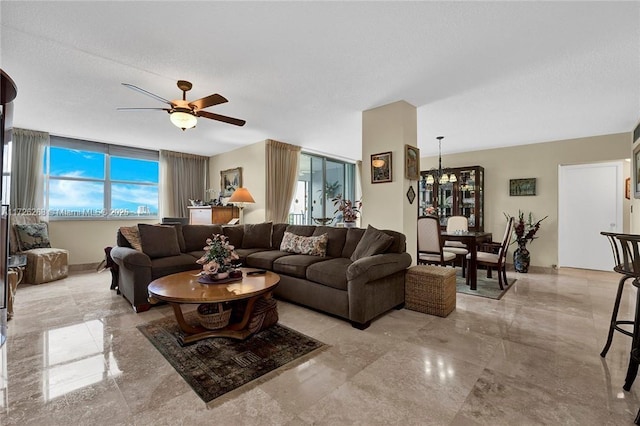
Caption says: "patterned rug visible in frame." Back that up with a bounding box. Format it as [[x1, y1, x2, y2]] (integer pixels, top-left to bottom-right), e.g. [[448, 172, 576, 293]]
[[137, 312, 326, 403], [455, 269, 517, 300]]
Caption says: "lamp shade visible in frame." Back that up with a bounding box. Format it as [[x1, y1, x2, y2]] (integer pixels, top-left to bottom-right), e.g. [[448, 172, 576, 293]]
[[228, 187, 255, 204], [170, 111, 197, 130]]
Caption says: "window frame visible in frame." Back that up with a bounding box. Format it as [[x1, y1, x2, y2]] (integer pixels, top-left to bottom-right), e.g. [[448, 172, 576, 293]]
[[46, 136, 159, 221]]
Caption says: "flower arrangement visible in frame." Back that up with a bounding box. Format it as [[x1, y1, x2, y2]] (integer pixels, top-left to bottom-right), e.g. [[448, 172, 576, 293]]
[[424, 206, 437, 215], [196, 234, 240, 276], [505, 211, 548, 246], [332, 194, 362, 222]]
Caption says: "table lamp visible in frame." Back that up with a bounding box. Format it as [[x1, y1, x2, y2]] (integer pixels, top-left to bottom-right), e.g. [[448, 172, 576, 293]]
[[227, 187, 255, 224]]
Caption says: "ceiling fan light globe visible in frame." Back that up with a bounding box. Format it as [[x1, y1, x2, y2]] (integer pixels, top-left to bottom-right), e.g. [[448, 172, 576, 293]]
[[170, 111, 197, 129]]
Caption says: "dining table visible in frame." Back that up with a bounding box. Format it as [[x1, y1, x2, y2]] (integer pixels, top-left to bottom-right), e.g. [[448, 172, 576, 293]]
[[441, 231, 493, 290]]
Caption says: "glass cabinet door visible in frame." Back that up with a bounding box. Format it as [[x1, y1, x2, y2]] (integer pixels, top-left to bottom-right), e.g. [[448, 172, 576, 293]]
[[457, 169, 476, 228], [419, 165, 484, 231], [437, 181, 454, 226]]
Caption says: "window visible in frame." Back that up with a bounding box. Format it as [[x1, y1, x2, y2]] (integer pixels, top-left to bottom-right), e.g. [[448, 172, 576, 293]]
[[45, 137, 159, 219], [289, 153, 356, 225]]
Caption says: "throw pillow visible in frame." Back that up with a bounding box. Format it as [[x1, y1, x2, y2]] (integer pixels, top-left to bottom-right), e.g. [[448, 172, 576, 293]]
[[280, 231, 328, 257], [350, 225, 394, 261], [138, 224, 181, 258], [119, 226, 142, 251], [280, 231, 301, 252], [242, 222, 273, 248], [15, 223, 51, 251]]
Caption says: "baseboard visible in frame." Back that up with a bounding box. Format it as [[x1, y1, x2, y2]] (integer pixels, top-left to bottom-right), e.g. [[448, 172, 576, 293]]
[[69, 263, 102, 272], [504, 264, 558, 274]]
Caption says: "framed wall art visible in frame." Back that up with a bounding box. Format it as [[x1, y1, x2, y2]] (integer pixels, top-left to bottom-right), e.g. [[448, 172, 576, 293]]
[[220, 167, 242, 197], [371, 152, 392, 183], [509, 178, 536, 196], [404, 144, 420, 180]]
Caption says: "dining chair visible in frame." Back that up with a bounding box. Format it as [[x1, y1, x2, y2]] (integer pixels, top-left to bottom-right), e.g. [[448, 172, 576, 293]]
[[444, 215, 469, 276], [417, 215, 456, 267], [467, 216, 514, 289]]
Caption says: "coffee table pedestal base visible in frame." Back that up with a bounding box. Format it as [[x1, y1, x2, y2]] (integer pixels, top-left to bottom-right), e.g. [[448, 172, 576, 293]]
[[171, 293, 278, 346]]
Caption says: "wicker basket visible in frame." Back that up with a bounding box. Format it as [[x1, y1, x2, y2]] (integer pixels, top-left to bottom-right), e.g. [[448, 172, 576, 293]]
[[196, 303, 232, 329], [405, 265, 456, 317]]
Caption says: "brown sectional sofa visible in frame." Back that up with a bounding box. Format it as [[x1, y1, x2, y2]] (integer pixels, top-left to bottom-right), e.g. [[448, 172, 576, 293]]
[[110, 222, 412, 329]]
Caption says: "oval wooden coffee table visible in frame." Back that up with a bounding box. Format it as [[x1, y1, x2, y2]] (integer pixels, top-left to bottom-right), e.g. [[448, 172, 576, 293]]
[[148, 269, 280, 346]]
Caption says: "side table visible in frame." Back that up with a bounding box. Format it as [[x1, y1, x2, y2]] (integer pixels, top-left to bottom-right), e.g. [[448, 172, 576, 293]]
[[7, 255, 27, 320]]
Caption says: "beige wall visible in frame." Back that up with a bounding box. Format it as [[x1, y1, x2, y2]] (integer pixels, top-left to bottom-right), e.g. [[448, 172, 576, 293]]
[[208, 141, 267, 224], [362, 101, 418, 264], [421, 132, 631, 269], [49, 219, 156, 266]]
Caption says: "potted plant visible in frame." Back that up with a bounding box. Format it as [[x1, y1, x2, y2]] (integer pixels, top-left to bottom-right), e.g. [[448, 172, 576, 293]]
[[505, 211, 548, 273], [332, 194, 362, 227]]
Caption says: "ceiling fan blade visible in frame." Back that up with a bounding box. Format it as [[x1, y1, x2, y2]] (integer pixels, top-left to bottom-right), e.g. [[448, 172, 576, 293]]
[[188, 93, 228, 110], [117, 107, 171, 111], [197, 110, 246, 127], [122, 83, 174, 106]]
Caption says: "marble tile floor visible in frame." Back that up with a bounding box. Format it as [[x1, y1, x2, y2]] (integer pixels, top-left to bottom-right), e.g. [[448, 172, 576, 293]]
[[1, 268, 639, 425]]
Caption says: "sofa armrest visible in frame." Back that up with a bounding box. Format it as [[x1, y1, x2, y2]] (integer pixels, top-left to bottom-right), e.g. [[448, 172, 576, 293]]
[[347, 252, 412, 285], [110, 246, 152, 268]]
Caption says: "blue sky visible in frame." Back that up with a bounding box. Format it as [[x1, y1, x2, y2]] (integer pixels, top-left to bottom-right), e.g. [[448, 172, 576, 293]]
[[47, 147, 158, 215]]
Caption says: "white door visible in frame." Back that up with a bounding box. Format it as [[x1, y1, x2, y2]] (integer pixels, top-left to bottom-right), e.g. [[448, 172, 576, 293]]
[[559, 162, 623, 271]]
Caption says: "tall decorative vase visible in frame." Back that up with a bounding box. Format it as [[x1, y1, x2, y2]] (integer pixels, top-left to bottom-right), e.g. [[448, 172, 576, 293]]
[[513, 242, 530, 273]]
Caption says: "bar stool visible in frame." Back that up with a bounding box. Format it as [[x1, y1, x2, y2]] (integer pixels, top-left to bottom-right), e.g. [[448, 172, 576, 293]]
[[600, 232, 636, 357], [612, 234, 640, 425]]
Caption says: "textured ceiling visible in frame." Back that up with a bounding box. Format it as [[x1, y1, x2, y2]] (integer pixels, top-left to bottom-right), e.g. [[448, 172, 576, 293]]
[[1, 1, 638, 159]]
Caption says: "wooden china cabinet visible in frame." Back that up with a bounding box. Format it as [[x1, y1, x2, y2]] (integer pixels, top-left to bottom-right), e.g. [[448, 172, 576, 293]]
[[418, 165, 484, 231]]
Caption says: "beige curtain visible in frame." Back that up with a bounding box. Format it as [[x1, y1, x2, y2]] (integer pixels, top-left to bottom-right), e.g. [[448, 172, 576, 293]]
[[160, 150, 209, 218], [11, 128, 48, 209], [265, 139, 301, 223]]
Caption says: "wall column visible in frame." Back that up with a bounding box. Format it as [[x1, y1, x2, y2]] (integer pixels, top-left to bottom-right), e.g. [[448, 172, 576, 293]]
[[362, 101, 417, 264]]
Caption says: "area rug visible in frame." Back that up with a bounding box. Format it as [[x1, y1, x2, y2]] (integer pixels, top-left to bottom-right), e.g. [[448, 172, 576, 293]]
[[455, 269, 517, 300], [137, 313, 326, 403]]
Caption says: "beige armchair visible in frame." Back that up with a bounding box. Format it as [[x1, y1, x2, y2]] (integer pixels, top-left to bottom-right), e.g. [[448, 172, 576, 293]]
[[9, 215, 69, 284]]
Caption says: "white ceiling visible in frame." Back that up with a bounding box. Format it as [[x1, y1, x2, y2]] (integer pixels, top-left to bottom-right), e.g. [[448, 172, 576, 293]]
[[1, 1, 638, 159]]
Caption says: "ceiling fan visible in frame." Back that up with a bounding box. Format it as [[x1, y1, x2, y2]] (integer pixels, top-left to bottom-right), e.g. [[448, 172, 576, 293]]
[[118, 80, 246, 130]]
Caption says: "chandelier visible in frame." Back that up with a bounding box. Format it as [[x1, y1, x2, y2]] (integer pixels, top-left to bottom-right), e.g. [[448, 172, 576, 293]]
[[425, 136, 456, 185]]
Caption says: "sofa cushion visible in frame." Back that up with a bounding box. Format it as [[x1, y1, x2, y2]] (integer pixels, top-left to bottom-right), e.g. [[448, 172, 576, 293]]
[[280, 232, 328, 256], [245, 250, 293, 269], [313, 226, 347, 258], [182, 225, 223, 252], [306, 257, 352, 291], [350, 225, 394, 261], [273, 254, 329, 279], [119, 225, 142, 251], [15, 223, 51, 251], [383, 229, 406, 254], [285, 224, 316, 237], [242, 222, 273, 248], [162, 223, 186, 253], [138, 224, 181, 259], [150, 254, 201, 280], [341, 227, 366, 258], [271, 223, 288, 248], [234, 248, 269, 264], [223, 225, 244, 249]]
